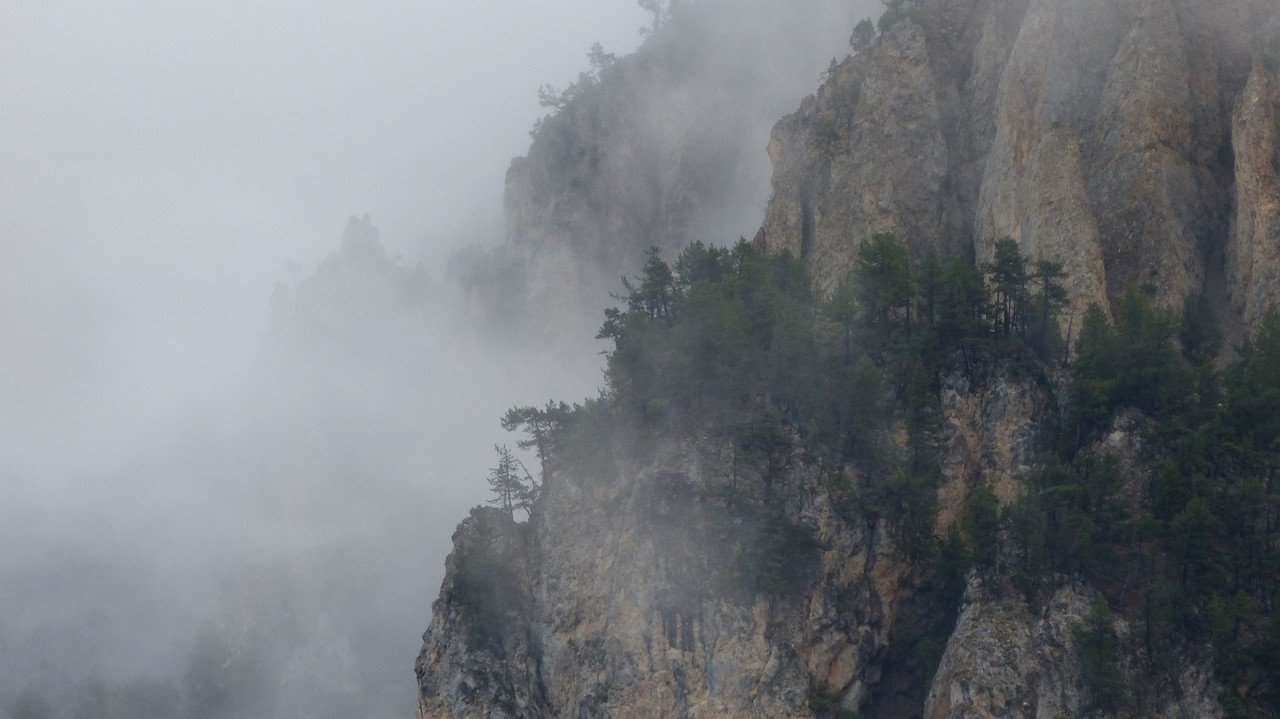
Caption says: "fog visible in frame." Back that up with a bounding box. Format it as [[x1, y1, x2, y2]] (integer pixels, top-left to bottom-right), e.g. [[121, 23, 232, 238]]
[[0, 2, 875, 717]]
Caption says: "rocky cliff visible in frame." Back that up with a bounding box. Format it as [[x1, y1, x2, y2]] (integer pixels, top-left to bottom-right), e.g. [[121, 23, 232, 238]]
[[925, 580, 1220, 719], [415, 0, 1280, 717], [495, 0, 865, 336], [758, 0, 1280, 326], [415, 370, 1224, 718], [416, 371, 1046, 719]]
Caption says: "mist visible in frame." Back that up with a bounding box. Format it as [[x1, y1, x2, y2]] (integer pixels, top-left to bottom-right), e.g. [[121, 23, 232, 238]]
[[0, 2, 877, 717]]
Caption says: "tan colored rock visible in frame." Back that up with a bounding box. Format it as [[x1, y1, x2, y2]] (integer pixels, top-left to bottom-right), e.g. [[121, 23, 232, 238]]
[[1228, 61, 1280, 326], [925, 581, 1222, 719], [976, 0, 1218, 318], [417, 1, 1280, 717], [758, 21, 952, 296], [758, 0, 1271, 334], [934, 368, 1050, 532], [415, 439, 878, 718], [417, 368, 1060, 719]]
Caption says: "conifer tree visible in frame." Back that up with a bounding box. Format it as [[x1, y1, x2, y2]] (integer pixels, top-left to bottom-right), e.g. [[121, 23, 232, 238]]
[[487, 445, 537, 519], [983, 238, 1028, 339], [502, 401, 571, 480]]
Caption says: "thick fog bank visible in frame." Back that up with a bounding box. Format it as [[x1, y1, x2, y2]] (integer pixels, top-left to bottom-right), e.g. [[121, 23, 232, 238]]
[[0, 2, 881, 717], [0, 213, 605, 718]]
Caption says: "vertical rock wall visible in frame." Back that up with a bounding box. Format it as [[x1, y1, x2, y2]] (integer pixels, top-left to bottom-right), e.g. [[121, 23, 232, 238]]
[[759, 0, 1280, 327]]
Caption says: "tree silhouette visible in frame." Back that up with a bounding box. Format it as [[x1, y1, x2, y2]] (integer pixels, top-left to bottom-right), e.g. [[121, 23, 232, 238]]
[[487, 445, 537, 519]]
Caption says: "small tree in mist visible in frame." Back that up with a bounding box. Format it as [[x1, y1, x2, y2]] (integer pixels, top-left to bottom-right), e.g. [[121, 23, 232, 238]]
[[850, 18, 875, 52], [855, 232, 912, 342], [1029, 258, 1068, 360], [537, 42, 617, 113], [587, 42, 617, 73], [502, 401, 572, 480], [487, 444, 537, 519], [878, 0, 922, 33]]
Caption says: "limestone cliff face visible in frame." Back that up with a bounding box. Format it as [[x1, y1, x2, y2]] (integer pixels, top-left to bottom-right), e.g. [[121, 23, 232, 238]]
[[417, 373, 1058, 719], [414, 371, 1227, 718], [759, 22, 953, 298], [500, 0, 862, 335], [1230, 59, 1280, 327], [759, 0, 1280, 325], [925, 581, 1220, 719], [417, 1, 1277, 716], [417, 448, 908, 719]]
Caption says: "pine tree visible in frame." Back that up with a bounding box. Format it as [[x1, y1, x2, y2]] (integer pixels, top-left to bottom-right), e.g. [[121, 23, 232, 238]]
[[856, 233, 912, 340], [1029, 259, 1068, 359], [487, 445, 537, 519], [502, 401, 571, 481], [983, 238, 1028, 339]]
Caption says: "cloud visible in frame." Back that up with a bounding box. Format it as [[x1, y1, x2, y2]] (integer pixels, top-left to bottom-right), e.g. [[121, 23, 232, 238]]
[[0, 1, 880, 715]]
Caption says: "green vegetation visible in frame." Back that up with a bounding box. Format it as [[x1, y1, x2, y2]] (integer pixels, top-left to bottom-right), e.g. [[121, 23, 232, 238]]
[[1075, 600, 1122, 712], [485, 445, 538, 519], [849, 18, 876, 52], [495, 231, 1280, 714], [508, 235, 1071, 595], [987, 292, 1280, 715], [877, 0, 924, 34]]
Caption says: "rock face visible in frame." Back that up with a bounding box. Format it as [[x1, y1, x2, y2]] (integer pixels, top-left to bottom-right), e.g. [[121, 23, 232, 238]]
[[416, 0, 1277, 717], [925, 581, 1221, 719], [934, 368, 1048, 530], [759, 0, 1280, 325], [1229, 59, 1280, 327], [759, 22, 953, 298], [417, 445, 906, 719], [414, 370, 1225, 718], [499, 0, 865, 336], [417, 374, 1059, 719]]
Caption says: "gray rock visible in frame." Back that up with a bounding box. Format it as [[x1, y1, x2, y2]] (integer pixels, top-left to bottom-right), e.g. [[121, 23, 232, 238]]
[[759, 0, 1279, 329]]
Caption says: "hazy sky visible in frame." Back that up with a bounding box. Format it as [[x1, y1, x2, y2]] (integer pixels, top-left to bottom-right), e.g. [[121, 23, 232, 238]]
[[0, 1, 644, 712], [0, 0, 648, 538], [1, 0, 645, 370]]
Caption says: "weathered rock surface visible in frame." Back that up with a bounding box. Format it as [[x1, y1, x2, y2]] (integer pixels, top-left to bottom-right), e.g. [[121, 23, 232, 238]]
[[759, 21, 952, 298], [414, 372, 1231, 719], [1229, 59, 1280, 327], [759, 0, 1280, 326], [417, 371, 1056, 719], [418, 446, 910, 719], [935, 367, 1049, 530], [499, 0, 864, 336], [417, 0, 1279, 717], [925, 581, 1221, 719]]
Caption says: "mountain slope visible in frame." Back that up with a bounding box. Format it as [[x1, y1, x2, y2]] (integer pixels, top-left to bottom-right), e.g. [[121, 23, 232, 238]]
[[416, 1, 1280, 717]]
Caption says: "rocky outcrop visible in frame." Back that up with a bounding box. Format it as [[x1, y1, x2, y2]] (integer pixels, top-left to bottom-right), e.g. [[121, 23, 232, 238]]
[[760, 0, 1280, 326], [499, 0, 863, 335], [1229, 60, 1280, 327], [417, 371, 1056, 719], [925, 581, 1221, 719], [934, 368, 1049, 530], [759, 22, 952, 297], [418, 443, 912, 719], [269, 214, 433, 352], [417, 1, 1280, 717]]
